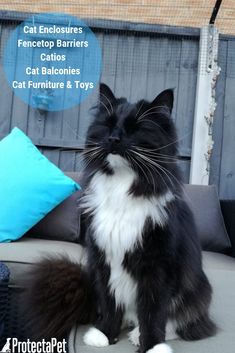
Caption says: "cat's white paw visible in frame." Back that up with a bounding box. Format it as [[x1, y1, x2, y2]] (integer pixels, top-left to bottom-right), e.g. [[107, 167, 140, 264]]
[[128, 326, 140, 346], [146, 343, 173, 353], [83, 327, 109, 347]]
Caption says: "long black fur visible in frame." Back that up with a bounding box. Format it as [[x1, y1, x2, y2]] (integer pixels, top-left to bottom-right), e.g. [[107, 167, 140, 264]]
[[22, 257, 95, 340], [23, 84, 216, 351]]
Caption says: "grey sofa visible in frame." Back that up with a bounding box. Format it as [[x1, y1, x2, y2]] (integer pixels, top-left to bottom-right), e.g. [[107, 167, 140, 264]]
[[0, 176, 234, 353]]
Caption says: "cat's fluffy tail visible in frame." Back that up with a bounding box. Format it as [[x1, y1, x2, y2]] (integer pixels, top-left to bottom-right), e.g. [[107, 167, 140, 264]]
[[21, 257, 95, 340]]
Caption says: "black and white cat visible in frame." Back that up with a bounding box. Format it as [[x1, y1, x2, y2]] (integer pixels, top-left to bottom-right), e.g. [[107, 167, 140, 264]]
[[80, 84, 216, 353], [25, 84, 216, 353]]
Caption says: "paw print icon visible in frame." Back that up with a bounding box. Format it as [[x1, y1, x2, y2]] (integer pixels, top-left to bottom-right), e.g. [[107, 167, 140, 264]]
[[1, 338, 11, 353]]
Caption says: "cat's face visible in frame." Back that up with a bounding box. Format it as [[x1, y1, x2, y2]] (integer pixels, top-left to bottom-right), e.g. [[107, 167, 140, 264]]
[[84, 83, 180, 194]]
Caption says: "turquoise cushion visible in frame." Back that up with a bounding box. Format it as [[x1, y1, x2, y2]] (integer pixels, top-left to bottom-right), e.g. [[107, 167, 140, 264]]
[[0, 128, 80, 242]]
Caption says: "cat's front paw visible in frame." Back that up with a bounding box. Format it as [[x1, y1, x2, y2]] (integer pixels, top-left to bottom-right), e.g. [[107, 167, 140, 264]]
[[146, 343, 173, 353], [83, 327, 109, 347]]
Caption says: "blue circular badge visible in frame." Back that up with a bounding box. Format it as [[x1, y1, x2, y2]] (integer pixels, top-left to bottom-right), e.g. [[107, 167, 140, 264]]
[[3, 13, 102, 111]]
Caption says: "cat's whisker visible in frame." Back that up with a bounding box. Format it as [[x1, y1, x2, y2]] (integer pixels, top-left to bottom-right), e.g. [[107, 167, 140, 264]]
[[46, 146, 99, 172], [59, 146, 101, 171], [146, 163, 158, 194], [146, 158, 177, 164], [139, 152, 182, 190], [132, 149, 179, 164], [137, 118, 159, 128], [80, 146, 102, 155], [135, 148, 178, 158], [138, 154, 178, 161], [84, 140, 98, 147], [133, 147, 178, 161], [136, 113, 162, 123], [136, 118, 178, 142], [152, 161, 190, 202], [126, 151, 153, 188], [151, 161, 176, 189], [144, 131, 192, 152], [100, 92, 114, 114], [99, 100, 112, 116], [131, 152, 157, 194], [145, 158, 175, 190], [82, 150, 103, 161], [131, 150, 176, 189], [137, 105, 166, 119], [154, 161, 183, 190], [137, 105, 168, 121], [132, 130, 192, 156], [128, 153, 152, 186], [135, 100, 145, 118], [142, 157, 169, 193], [83, 149, 105, 169], [138, 157, 178, 164], [62, 119, 97, 145], [82, 146, 102, 155], [83, 145, 101, 149], [129, 150, 170, 192]]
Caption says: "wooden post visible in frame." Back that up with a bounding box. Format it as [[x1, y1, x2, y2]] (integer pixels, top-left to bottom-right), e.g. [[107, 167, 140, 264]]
[[190, 25, 220, 185]]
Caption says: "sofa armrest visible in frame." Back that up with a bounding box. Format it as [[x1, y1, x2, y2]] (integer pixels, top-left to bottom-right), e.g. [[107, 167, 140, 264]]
[[220, 200, 235, 257]]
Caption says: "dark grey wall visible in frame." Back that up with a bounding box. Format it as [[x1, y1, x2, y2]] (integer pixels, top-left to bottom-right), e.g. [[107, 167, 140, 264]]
[[210, 35, 235, 199], [0, 15, 200, 183]]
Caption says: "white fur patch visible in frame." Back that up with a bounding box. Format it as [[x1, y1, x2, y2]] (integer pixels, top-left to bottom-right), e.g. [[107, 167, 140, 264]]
[[82, 154, 174, 313], [165, 321, 178, 341], [147, 343, 173, 353], [106, 153, 129, 169], [123, 309, 138, 328], [83, 327, 109, 347], [128, 326, 140, 346]]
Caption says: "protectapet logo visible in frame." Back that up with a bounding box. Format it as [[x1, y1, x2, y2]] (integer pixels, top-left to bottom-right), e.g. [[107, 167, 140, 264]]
[[1, 338, 11, 352], [1, 338, 67, 353]]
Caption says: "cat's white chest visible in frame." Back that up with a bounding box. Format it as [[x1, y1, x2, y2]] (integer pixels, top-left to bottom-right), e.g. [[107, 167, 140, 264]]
[[90, 169, 147, 259], [83, 155, 173, 311], [88, 167, 141, 310]]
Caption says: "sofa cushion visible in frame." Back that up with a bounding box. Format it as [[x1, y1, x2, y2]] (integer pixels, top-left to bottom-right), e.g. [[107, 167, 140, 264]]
[[26, 180, 231, 250], [0, 128, 80, 243], [202, 251, 235, 270], [0, 237, 85, 285], [26, 173, 83, 243], [220, 200, 235, 257], [184, 184, 231, 253]]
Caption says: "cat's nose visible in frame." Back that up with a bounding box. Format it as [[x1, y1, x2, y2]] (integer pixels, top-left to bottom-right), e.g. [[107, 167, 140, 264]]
[[108, 135, 120, 144]]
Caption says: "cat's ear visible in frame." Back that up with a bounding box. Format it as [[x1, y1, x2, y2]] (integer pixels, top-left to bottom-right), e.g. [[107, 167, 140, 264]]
[[151, 89, 174, 113], [100, 83, 116, 105]]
